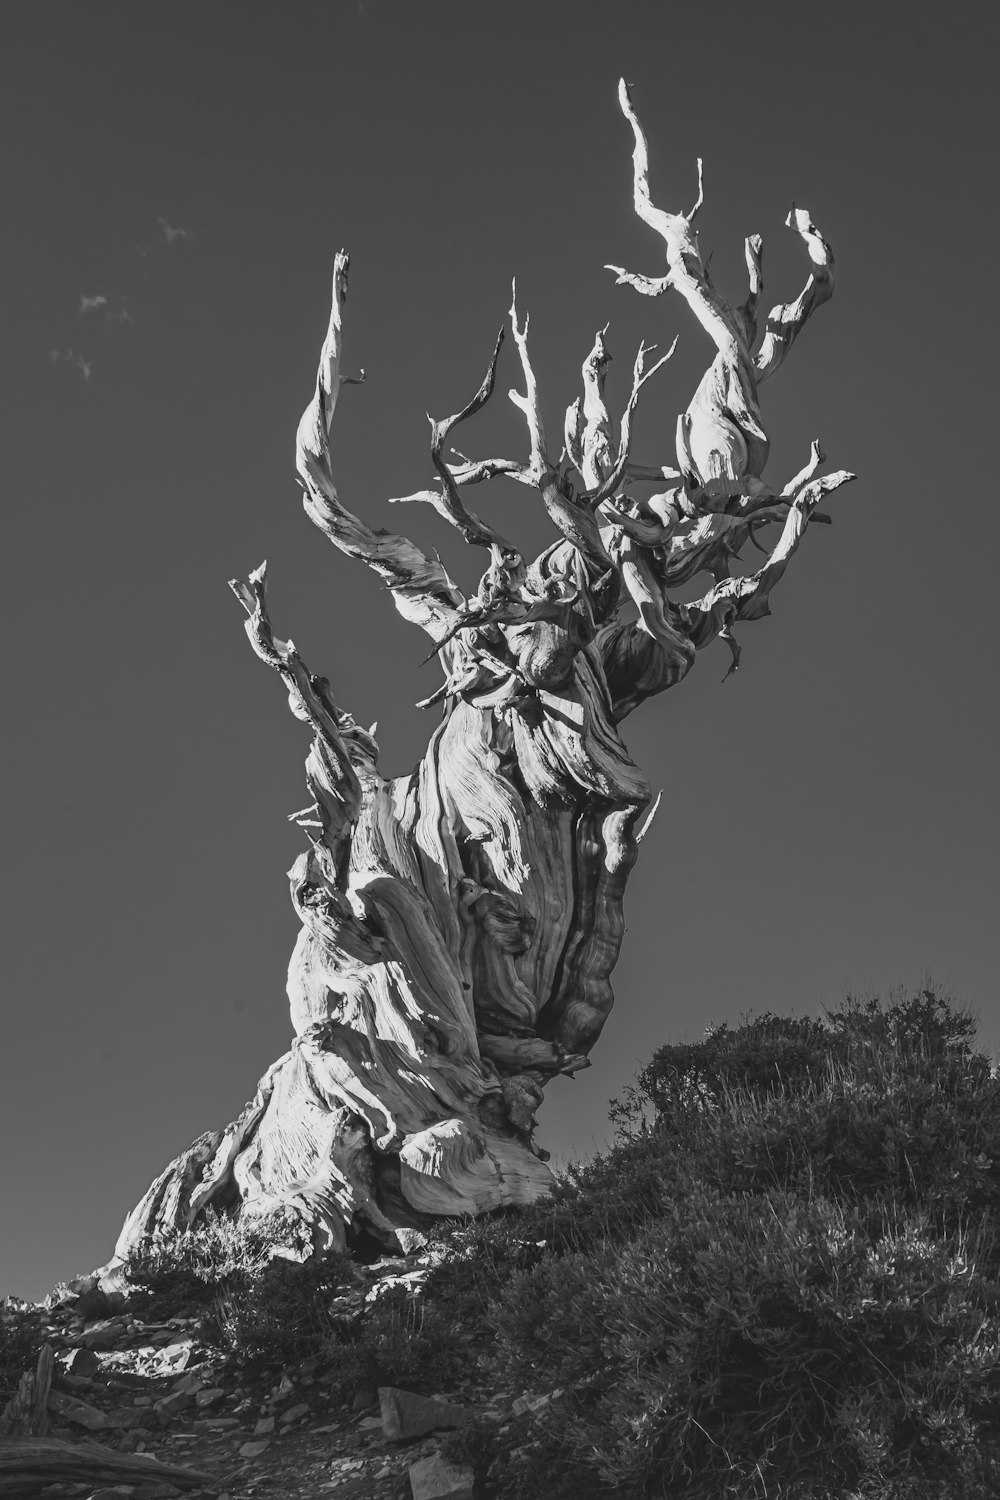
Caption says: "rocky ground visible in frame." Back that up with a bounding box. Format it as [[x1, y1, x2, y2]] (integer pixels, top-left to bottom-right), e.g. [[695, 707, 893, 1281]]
[[0, 1257, 550, 1500]]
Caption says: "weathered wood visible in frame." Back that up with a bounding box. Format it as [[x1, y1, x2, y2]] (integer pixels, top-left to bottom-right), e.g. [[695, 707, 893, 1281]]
[[112, 81, 856, 1269], [0, 1435, 212, 1492], [0, 1344, 52, 1437]]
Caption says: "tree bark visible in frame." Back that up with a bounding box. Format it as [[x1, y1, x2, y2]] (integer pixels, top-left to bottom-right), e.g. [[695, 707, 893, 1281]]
[[111, 82, 855, 1267]]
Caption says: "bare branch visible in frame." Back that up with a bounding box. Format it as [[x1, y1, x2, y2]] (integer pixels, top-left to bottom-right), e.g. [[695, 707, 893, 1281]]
[[614, 79, 746, 361], [780, 438, 826, 498], [681, 469, 856, 645], [229, 564, 373, 887], [538, 475, 615, 569], [578, 328, 615, 488], [423, 328, 521, 557], [605, 267, 672, 297], [754, 207, 834, 382], [445, 456, 526, 487], [294, 250, 462, 640], [507, 281, 547, 478], [738, 233, 764, 345], [564, 396, 585, 474], [586, 338, 678, 508], [687, 157, 705, 221]]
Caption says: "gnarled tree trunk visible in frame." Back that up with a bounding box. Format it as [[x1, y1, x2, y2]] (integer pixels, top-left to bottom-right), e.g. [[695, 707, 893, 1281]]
[[113, 81, 854, 1265]]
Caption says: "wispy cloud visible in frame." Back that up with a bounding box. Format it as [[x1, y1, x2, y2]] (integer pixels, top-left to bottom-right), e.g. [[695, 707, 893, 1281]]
[[51, 214, 192, 381], [158, 216, 191, 245], [49, 349, 93, 382]]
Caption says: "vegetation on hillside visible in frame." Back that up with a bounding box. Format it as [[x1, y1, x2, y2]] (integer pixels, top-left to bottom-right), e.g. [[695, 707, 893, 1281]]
[[6, 988, 1000, 1498]]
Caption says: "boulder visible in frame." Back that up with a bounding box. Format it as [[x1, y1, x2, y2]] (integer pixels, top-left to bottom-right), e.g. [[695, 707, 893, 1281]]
[[279, 1401, 310, 1425], [379, 1387, 467, 1442], [46, 1390, 113, 1432], [408, 1452, 475, 1500], [63, 1347, 100, 1378]]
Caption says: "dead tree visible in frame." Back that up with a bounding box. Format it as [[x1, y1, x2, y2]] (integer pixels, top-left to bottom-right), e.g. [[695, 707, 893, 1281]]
[[114, 82, 853, 1263]]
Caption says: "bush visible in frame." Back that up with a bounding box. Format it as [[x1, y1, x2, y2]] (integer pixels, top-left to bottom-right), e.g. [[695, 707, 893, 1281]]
[[122, 1209, 356, 1368], [451, 989, 1000, 1498], [487, 1189, 1000, 1497]]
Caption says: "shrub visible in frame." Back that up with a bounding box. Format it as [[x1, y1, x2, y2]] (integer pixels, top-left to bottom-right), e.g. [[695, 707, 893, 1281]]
[[449, 989, 1000, 1498], [121, 1209, 356, 1368], [487, 1188, 1000, 1497]]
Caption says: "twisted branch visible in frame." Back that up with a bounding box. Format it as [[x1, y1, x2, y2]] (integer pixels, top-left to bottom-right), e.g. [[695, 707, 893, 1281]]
[[294, 251, 462, 641], [755, 209, 834, 382], [390, 327, 521, 559], [229, 563, 383, 963]]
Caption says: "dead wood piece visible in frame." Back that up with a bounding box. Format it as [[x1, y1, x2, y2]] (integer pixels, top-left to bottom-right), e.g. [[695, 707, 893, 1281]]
[[0, 1345, 53, 1437], [0, 1435, 212, 1492]]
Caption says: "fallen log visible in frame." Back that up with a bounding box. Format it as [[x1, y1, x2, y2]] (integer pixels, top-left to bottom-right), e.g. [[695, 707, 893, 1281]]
[[0, 1434, 213, 1493]]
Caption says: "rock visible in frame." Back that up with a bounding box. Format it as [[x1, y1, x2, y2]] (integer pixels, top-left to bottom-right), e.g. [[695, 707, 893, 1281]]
[[66, 1272, 101, 1297], [396, 1226, 429, 1254], [107, 1408, 152, 1431], [105, 1370, 151, 1391], [169, 1373, 204, 1396], [237, 1438, 271, 1458], [153, 1391, 191, 1424], [157, 1339, 197, 1371], [329, 1457, 366, 1481], [253, 1415, 276, 1436], [408, 1452, 475, 1500], [47, 1389, 113, 1431], [82, 1317, 128, 1350], [133, 1484, 183, 1499], [193, 1387, 225, 1409], [279, 1401, 310, 1425], [379, 1387, 467, 1442], [63, 1347, 100, 1378], [84, 1488, 136, 1499], [74, 1285, 116, 1321]]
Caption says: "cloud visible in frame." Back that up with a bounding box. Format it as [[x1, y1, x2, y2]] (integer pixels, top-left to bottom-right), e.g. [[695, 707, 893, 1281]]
[[49, 349, 93, 382], [158, 216, 191, 245], [79, 294, 108, 315]]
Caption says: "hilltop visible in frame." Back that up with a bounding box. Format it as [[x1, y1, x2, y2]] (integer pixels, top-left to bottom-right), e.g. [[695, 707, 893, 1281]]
[[4, 989, 1000, 1499]]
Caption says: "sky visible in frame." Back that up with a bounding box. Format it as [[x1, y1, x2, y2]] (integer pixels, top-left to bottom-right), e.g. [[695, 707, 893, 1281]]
[[1, 0, 997, 1302]]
